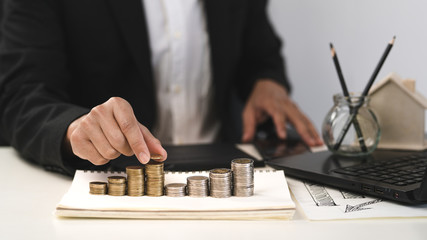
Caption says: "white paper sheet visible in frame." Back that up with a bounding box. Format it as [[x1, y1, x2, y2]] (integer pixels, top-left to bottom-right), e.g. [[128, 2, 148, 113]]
[[287, 177, 427, 220]]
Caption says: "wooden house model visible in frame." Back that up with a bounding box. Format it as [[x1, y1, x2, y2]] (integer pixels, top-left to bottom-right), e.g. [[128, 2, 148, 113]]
[[369, 72, 427, 150]]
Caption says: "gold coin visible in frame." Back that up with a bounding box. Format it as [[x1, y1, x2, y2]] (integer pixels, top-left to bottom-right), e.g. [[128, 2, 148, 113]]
[[89, 181, 107, 188], [107, 176, 126, 184], [145, 160, 165, 196], [126, 165, 144, 175], [89, 181, 107, 195], [150, 154, 163, 160], [108, 183, 126, 196]]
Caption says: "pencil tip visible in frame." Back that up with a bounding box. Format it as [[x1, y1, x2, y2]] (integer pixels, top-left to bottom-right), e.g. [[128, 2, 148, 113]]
[[390, 36, 396, 44], [329, 43, 336, 56]]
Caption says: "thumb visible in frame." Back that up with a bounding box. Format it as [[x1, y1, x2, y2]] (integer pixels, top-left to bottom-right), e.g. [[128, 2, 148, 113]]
[[138, 123, 167, 162]]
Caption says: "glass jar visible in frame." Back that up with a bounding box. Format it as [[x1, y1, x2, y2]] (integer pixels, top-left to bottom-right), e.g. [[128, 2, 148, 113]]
[[322, 93, 381, 157]]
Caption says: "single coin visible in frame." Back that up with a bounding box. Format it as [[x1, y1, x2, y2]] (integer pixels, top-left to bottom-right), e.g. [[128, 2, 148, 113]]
[[107, 176, 126, 184], [126, 166, 144, 175], [231, 158, 254, 165], [150, 154, 163, 160]]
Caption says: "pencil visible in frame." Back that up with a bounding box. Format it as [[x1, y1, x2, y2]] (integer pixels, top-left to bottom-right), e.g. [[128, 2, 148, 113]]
[[330, 43, 350, 96], [330, 43, 367, 152], [333, 36, 396, 151], [361, 36, 396, 97]]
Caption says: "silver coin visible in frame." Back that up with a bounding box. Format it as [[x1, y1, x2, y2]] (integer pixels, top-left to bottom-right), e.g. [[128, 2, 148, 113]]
[[165, 183, 187, 197], [187, 176, 209, 197], [209, 168, 232, 198]]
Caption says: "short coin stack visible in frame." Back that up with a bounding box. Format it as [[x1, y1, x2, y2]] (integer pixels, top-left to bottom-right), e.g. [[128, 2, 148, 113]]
[[187, 176, 209, 197], [209, 168, 232, 198], [126, 166, 144, 196], [89, 181, 107, 195], [231, 158, 254, 197], [145, 160, 165, 196], [164, 183, 187, 197], [107, 176, 126, 196]]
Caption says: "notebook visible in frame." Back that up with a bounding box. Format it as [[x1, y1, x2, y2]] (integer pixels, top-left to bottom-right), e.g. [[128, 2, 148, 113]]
[[55, 169, 295, 220], [266, 149, 427, 204]]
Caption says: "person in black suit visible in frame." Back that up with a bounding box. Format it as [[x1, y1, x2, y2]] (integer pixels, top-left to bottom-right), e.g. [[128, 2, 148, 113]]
[[0, 0, 322, 175]]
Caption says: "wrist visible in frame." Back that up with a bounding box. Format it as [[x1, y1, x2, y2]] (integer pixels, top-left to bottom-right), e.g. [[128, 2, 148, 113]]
[[63, 115, 85, 156]]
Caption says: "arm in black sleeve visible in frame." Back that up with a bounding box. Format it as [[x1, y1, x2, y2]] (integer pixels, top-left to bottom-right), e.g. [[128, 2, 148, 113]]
[[0, 0, 98, 175]]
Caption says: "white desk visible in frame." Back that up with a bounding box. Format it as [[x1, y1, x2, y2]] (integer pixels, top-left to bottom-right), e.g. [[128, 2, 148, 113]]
[[1, 146, 427, 240]]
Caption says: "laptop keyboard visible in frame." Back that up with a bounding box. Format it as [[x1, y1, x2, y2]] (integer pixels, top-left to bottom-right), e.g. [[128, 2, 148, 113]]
[[333, 153, 427, 186]]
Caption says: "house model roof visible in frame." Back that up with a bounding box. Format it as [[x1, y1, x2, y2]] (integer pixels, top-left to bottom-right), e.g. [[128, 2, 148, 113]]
[[369, 72, 427, 108]]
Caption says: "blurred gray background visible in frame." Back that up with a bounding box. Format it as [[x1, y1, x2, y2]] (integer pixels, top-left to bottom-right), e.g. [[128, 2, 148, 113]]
[[268, 0, 427, 131]]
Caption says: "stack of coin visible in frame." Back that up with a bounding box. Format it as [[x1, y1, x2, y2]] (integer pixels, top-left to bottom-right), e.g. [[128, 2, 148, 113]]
[[187, 176, 209, 197], [107, 176, 126, 196], [209, 168, 232, 198], [145, 160, 165, 196], [89, 181, 107, 195], [164, 183, 187, 197], [231, 158, 254, 197], [126, 166, 144, 196]]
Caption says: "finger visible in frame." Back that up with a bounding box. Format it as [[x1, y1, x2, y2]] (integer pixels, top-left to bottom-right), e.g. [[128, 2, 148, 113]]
[[82, 113, 121, 160], [111, 99, 150, 164], [284, 107, 318, 146], [139, 123, 167, 162], [305, 120, 323, 145], [69, 130, 110, 165], [295, 124, 316, 147], [272, 111, 287, 140], [242, 106, 257, 142], [263, 102, 287, 139], [92, 105, 133, 156]]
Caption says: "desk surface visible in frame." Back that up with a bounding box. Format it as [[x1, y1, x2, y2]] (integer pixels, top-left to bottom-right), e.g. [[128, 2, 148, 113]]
[[1, 146, 427, 240]]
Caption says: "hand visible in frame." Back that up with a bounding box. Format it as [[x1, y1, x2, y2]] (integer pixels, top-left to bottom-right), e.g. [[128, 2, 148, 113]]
[[242, 79, 323, 147], [65, 97, 167, 165]]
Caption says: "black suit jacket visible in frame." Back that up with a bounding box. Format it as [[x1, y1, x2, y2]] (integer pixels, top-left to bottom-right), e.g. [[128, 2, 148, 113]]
[[0, 0, 289, 175]]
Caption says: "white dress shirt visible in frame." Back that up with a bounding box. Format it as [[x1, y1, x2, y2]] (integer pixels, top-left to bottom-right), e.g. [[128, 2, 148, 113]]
[[142, 0, 220, 145]]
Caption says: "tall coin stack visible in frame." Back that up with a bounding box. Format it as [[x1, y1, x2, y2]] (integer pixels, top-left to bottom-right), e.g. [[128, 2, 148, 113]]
[[126, 166, 144, 196], [89, 181, 107, 195], [165, 183, 187, 197], [145, 161, 165, 196], [107, 176, 126, 196], [187, 176, 209, 197], [209, 168, 232, 198], [231, 158, 254, 197]]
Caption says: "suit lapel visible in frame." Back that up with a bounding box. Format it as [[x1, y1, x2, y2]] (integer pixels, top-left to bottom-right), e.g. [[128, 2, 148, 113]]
[[106, 0, 153, 86], [204, 0, 230, 104]]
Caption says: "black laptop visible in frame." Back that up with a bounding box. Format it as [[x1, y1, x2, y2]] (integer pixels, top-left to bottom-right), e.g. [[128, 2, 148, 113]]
[[266, 149, 427, 204]]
